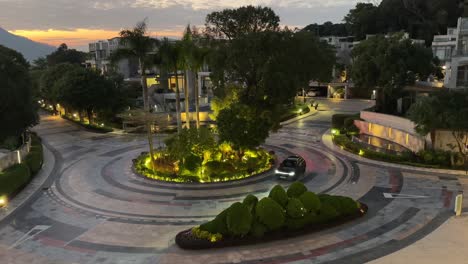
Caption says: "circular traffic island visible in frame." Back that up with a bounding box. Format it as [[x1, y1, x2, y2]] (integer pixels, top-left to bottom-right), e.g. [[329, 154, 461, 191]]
[[175, 182, 368, 249], [133, 146, 274, 184]]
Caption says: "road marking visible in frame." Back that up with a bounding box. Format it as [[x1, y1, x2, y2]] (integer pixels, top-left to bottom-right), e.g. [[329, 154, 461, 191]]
[[383, 193, 430, 199], [9, 225, 51, 249]]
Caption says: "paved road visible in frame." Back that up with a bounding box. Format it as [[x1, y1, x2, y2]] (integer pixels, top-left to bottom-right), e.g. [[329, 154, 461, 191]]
[[0, 99, 464, 264]]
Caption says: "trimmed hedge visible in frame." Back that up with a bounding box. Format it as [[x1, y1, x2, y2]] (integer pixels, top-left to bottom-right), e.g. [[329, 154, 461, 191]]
[[226, 202, 253, 237], [0, 134, 44, 199], [178, 183, 366, 249], [269, 185, 288, 207], [256, 197, 286, 231], [0, 164, 31, 197], [287, 182, 307, 198]]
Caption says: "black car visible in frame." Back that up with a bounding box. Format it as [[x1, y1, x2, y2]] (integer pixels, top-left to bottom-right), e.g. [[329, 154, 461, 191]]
[[275, 155, 306, 180]]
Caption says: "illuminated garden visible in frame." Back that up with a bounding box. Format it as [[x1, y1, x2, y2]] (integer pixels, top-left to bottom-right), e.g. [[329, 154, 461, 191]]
[[134, 127, 274, 183]]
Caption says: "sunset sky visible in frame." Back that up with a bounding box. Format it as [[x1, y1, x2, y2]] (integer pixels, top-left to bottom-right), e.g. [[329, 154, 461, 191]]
[[1, 0, 365, 51]]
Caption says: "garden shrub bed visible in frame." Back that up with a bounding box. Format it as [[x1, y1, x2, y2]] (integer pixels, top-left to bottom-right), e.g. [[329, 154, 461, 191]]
[[279, 105, 311, 122], [175, 183, 367, 249], [333, 134, 463, 170], [133, 148, 274, 184], [0, 133, 44, 200], [62, 115, 113, 133]]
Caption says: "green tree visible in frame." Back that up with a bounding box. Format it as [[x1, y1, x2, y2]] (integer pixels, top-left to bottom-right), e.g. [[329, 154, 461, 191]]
[[181, 25, 210, 128], [344, 3, 380, 40], [205, 5, 280, 39], [112, 20, 159, 168], [0, 45, 37, 142], [39, 63, 80, 113], [216, 103, 271, 157], [31, 57, 48, 70], [407, 91, 468, 168], [350, 33, 439, 114], [46, 43, 88, 66], [54, 67, 115, 124], [302, 21, 349, 37], [160, 38, 183, 133]]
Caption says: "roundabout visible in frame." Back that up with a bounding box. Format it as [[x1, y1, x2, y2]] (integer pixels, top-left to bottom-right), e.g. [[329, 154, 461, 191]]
[[0, 100, 464, 264]]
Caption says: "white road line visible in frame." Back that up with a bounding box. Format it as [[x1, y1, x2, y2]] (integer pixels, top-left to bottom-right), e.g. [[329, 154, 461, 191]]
[[9, 225, 51, 249]]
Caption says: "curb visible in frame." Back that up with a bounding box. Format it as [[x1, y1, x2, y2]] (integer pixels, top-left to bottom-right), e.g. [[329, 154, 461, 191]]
[[0, 142, 55, 224], [280, 106, 317, 126], [321, 129, 468, 176]]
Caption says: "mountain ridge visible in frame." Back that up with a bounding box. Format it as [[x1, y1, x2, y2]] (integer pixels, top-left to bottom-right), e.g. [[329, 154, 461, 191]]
[[0, 27, 55, 62]]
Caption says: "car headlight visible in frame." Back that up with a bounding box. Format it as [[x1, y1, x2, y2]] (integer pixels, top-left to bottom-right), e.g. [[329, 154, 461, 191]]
[[289, 172, 295, 176], [275, 169, 280, 174]]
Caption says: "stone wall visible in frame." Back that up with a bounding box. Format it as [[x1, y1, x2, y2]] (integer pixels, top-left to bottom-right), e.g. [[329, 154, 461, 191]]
[[0, 138, 31, 171], [355, 111, 427, 153]]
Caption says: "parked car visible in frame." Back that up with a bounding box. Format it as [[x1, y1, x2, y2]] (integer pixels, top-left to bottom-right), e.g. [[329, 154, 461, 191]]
[[275, 155, 306, 180], [306, 91, 318, 97]]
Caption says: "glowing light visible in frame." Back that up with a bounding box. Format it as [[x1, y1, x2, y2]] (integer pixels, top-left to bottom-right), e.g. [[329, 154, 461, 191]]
[[100, 123, 105, 127], [73, 113, 78, 118], [359, 150, 365, 156], [442, 65, 447, 70], [0, 196, 7, 207], [331, 129, 339, 135]]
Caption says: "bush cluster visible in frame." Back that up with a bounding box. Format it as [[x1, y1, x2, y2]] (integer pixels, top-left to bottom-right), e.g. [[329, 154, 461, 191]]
[[0, 134, 44, 198], [197, 182, 361, 241], [333, 134, 458, 169]]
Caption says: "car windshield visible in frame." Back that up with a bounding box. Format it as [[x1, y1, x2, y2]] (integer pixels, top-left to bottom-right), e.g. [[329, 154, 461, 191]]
[[282, 160, 297, 168]]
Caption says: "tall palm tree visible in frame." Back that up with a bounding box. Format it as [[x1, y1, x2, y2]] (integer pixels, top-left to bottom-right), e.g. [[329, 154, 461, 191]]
[[111, 20, 159, 168], [160, 38, 183, 133], [181, 26, 209, 129]]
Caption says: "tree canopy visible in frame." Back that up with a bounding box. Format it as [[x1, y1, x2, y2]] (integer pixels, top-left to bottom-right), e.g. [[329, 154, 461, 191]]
[[407, 91, 468, 165], [46, 43, 88, 66], [205, 5, 280, 39], [302, 22, 349, 37], [350, 33, 439, 113], [0, 45, 37, 141]]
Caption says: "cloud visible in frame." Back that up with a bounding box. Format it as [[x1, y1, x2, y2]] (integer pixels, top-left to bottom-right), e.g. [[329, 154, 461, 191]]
[[0, 0, 361, 48]]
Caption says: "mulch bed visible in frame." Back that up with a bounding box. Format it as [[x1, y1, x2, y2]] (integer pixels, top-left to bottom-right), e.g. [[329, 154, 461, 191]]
[[176, 203, 368, 250]]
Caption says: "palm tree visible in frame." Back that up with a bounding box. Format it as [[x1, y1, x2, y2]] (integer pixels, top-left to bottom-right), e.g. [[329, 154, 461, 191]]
[[160, 38, 183, 133], [111, 20, 159, 168], [181, 26, 209, 128]]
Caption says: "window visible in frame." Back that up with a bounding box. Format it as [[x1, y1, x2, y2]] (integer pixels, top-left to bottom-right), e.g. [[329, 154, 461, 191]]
[[457, 65, 468, 87]]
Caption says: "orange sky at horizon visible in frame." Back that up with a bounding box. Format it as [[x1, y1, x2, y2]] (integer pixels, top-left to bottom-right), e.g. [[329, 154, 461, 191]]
[[9, 28, 184, 49]]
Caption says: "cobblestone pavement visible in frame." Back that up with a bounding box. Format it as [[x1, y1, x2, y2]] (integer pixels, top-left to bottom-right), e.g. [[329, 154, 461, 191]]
[[0, 99, 465, 264]]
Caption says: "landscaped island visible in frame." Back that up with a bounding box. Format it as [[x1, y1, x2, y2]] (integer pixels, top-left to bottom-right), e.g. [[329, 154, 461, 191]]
[[176, 182, 367, 249], [134, 127, 274, 183]]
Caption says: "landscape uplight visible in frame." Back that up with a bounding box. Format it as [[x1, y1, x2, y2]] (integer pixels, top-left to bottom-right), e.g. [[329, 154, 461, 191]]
[[359, 150, 365, 156], [331, 129, 339, 135], [0, 196, 7, 207]]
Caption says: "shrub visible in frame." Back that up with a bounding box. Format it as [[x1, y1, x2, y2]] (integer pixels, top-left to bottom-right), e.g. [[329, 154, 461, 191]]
[[287, 182, 307, 198], [333, 135, 360, 153], [191, 226, 223, 242], [269, 185, 288, 207], [299, 191, 321, 212], [332, 114, 353, 131], [344, 116, 360, 134], [286, 198, 307, 218], [205, 161, 235, 179], [25, 150, 43, 175], [183, 154, 202, 172], [285, 211, 317, 230], [255, 197, 285, 231], [250, 220, 268, 238], [316, 202, 339, 222], [243, 194, 258, 213], [226, 202, 253, 237], [319, 195, 359, 216], [200, 208, 230, 235], [0, 163, 31, 197]]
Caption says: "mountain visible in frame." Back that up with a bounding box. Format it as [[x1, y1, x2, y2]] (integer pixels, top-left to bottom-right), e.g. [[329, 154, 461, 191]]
[[0, 27, 55, 62]]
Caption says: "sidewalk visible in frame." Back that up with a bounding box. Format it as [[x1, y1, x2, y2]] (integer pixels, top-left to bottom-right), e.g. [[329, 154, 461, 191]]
[[369, 215, 468, 264], [0, 143, 55, 223]]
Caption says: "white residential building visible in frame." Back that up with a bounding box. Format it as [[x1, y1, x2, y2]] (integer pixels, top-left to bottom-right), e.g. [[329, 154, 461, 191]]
[[434, 17, 468, 89]]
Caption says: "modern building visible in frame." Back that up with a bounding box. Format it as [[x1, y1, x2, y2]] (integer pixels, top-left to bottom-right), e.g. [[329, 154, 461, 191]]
[[86, 37, 138, 78], [433, 17, 468, 89]]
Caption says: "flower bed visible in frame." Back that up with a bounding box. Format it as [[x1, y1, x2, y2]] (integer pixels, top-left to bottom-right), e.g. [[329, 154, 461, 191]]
[[175, 182, 367, 249], [134, 148, 274, 183]]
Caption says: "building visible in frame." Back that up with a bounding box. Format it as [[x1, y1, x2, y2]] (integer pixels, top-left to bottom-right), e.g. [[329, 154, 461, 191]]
[[86, 38, 138, 78], [433, 17, 468, 89]]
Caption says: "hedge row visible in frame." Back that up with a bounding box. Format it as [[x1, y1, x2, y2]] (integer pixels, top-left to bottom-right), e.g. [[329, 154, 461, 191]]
[[331, 114, 360, 134], [0, 134, 44, 199], [194, 182, 361, 242], [333, 135, 459, 169], [62, 115, 113, 133]]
